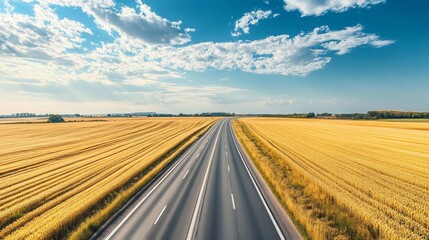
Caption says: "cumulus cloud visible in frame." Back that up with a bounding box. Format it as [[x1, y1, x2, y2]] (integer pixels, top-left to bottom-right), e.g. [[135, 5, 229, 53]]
[[19, 0, 192, 45], [0, 21, 394, 93], [232, 9, 273, 37], [155, 25, 393, 76], [0, 1, 393, 81], [0, 1, 394, 90], [0, 2, 394, 87], [284, 0, 386, 16], [0, 4, 91, 63], [86, 0, 191, 44]]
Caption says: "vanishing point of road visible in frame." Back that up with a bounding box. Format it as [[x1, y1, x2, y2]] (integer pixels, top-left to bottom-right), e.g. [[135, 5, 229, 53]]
[[92, 118, 301, 240]]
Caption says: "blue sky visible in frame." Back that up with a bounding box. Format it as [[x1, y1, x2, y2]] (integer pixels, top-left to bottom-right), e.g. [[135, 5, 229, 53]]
[[0, 0, 427, 114]]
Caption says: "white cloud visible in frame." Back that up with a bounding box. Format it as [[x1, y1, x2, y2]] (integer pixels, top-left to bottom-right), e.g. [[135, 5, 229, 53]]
[[284, 0, 386, 16], [87, 1, 191, 45], [0, 4, 91, 63], [20, 0, 192, 45], [0, 3, 394, 87], [155, 25, 393, 76], [0, 1, 393, 83], [232, 9, 272, 37], [321, 26, 394, 54]]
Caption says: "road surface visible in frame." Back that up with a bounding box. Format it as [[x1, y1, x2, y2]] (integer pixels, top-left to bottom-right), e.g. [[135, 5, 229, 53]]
[[93, 118, 301, 240]]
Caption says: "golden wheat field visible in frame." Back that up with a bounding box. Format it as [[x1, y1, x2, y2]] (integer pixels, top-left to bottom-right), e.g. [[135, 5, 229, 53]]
[[0, 117, 215, 239], [237, 118, 429, 240]]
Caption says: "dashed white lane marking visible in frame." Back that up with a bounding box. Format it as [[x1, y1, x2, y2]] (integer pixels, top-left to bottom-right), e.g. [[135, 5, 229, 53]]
[[196, 153, 200, 158], [183, 170, 190, 180], [231, 193, 235, 210], [228, 165, 230, 172], [186, 121, 224, 240], [154, 205, 167, 225]]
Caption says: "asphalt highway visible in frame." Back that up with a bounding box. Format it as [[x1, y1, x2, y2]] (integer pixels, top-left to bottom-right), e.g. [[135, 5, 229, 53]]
[[94, 118, 301, 240]]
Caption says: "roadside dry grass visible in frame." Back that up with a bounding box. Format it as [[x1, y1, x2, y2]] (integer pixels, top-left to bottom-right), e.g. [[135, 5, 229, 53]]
[[0, 117, 216, 239], [233, 118, 429, 240]]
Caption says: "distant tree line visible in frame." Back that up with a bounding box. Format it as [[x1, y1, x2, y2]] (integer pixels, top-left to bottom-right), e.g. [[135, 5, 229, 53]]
[[198, 112, 235, 117], [366, 111, 429, 119], [0, 113, 81, 118], [148, 113, 175, 117], [334, 113, 367, 120], [317, 112, 332, 117], [336, 111, 429, 120], [258, 113, 316, 118], [254, 111, 429, 120], [12, 113, 36, 117]]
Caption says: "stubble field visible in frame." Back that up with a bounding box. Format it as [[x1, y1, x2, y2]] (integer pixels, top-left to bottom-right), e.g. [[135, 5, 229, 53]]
[[0, 117, 215, 239], [234, 118, 429, 240]]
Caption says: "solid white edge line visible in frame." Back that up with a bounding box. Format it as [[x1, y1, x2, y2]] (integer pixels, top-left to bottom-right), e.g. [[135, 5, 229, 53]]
[[183, 170, 190, 180], [104, 122, 218, 240], [231, 193, 235, 210], [154, 205, 167, 225], [186, 121, 225, 240], [230, 122, 285, 240]]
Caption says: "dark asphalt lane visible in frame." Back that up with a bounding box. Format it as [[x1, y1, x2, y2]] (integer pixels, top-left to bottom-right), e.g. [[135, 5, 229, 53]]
[[94, 118, 301, 240]]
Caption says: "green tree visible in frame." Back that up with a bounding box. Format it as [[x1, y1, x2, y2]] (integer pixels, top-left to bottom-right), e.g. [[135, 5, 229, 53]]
[[48, 114, 65, 123], [307, 112, 316, 118]]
